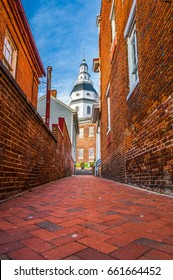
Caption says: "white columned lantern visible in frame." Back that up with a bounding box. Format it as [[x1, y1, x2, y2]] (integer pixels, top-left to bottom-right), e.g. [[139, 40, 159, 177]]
[[69, 59, 98, 119]]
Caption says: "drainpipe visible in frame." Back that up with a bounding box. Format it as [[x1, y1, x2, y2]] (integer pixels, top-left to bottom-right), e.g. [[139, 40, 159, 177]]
[[45, 66, 52, 128]]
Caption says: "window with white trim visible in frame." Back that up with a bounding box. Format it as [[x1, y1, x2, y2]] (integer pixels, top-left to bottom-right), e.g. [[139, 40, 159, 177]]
[[3, 29, 17, 77], [124, 0, 139, 99], [127, 24, 138, 90], [78, 148, 84, 159], [89, 127, 94, 137], [79, 128, 84, 138], [89, 148, 94, 159], [106, 84, 111, 133], [110, 0, 116, 44]]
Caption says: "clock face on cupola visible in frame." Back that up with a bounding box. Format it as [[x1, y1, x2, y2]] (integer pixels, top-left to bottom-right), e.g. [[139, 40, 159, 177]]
[[69, 59, 98, 119]]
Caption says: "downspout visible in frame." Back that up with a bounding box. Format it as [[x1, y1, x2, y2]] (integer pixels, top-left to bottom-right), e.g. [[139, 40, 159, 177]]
[[45, 66, 52, 128]]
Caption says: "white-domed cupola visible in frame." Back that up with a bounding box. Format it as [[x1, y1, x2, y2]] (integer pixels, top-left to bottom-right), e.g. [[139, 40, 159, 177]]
[[69, 59, 98, 119], [78, 59, 90, 81]]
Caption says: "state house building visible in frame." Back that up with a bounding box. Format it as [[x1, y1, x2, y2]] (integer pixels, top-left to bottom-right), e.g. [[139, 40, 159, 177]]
[[70, 59, 99, 167]]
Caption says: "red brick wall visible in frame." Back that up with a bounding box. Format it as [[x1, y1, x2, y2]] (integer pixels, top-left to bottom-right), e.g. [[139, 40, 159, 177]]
[[53, 118, 74, 177], [100, 0, 128, 183], [0, 62, 72, 201], [0, 0, 44, 108], [100, 0, 173, 191]]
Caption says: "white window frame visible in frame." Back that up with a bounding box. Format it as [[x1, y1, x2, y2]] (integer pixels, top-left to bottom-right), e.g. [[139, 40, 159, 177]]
[[78, 148, 84, 159], [3, 29, 17, 78], [89, 126, 94, 137], [106, 84, 111, 134], [124, 0, 139, 100], [79, 128, 84, 138], [89, 148, 94, 159], [110, 0, 116, 44]]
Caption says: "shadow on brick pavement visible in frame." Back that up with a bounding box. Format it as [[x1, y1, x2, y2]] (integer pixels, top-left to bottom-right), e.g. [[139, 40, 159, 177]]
[[0, 175, 173, 260]]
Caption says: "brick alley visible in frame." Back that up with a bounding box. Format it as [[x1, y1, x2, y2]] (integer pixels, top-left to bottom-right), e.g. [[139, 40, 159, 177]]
[[0, 175, 173, 260]]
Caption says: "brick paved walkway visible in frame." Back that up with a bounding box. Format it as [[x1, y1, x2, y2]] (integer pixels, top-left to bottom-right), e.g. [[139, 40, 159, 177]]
[[0, 176, 173, 260]]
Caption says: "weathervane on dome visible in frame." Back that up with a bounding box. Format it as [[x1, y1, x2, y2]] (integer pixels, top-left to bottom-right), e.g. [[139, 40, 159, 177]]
[[83, 48, 86, 61]]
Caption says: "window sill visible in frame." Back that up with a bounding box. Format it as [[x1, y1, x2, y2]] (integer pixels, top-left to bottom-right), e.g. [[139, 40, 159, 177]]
[[3, 58, 15, 78], [126, 78, 139, 101]]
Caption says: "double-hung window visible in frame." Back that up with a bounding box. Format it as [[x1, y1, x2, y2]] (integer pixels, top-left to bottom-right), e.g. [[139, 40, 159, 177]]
[[3, 29, 17, 77], [78, 148, 84, 159], [79, 128, 84, 138], [89, 127, 94, 137], [89, 148, 94, 159], [124, 0, 139, 100], [130, 26, 138, 81], [110, 0, 116, 44], [106, 84, 111, 134]]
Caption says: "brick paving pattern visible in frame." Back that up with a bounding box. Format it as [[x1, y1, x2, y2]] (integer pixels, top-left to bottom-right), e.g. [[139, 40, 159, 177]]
[[0, 176, 173, 260]]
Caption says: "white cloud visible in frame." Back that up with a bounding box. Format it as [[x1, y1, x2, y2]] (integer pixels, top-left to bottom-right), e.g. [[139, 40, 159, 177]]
[[28, 0, 101, 104]]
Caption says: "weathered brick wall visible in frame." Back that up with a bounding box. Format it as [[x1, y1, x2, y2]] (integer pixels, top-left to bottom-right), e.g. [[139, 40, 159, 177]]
[[0, 61, 72, 201], [63, 121, 74, 177], [100, 0, 173, 191], [126, 94, 173, 190], [53, 118, 74, 177], [0, 0, 44, 108], [99, 0, 111, 171], [100, 0, 128, 183]]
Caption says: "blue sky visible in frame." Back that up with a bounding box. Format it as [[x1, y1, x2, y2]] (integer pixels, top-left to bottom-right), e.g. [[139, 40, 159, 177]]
[[21, 0, 101, 105]]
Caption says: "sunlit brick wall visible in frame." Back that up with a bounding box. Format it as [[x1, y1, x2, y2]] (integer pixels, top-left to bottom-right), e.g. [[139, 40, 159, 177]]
[[0, 0, 44, 108]]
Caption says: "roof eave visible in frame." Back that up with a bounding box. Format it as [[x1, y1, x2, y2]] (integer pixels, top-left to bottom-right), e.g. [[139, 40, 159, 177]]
[[14, 0, 46, 76]]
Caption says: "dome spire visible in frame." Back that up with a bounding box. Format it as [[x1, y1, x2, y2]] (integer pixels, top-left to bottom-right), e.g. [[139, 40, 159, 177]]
[[83, 48, 85, 61], [78, 58, 90, 80]]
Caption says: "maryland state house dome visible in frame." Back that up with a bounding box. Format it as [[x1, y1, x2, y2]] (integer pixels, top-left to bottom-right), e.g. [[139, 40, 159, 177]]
[[69, 59, 98, 119]]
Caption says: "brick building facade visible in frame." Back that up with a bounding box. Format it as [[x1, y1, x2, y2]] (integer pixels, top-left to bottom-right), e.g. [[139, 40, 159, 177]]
[[0, 0, 45, 108], [77, 119, 96, 166], [98, 0, 173, 192], [0, 0, 73, 201], [0, 62, 73, 201]]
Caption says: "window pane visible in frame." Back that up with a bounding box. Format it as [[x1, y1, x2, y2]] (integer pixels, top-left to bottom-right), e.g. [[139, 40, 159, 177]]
[[3, 30, 17, 77], [89, 127, 94, 137], [127, 24, 139, 90], [107, 96, 111, 132], [79, 128, 84, 138], [78, 148, 84, 159], [131, 31, 137, 69], [89, 148, 94, 159], [110, 3, 116, 43]]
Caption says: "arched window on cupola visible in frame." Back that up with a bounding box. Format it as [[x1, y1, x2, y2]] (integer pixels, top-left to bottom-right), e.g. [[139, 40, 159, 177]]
[[87, 106, 91, 115]]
